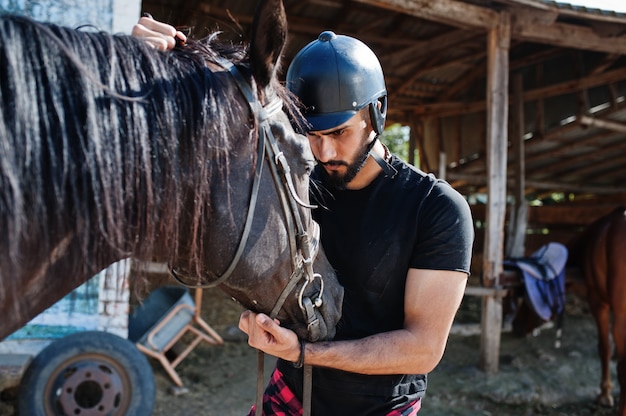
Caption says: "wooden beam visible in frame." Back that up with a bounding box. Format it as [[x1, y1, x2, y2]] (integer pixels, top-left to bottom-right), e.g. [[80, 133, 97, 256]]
[[520, 99, 626, 151], [354, 0, 626, 54], [579, 115, 626, 133], [383, 29, 477, 68], [470, 203, 626, 226], [526, 125, 614, 155], [527, 205, 616, 226], [306, 0, 343, 8], [440, 53, 488, 100], [523, 67, 626, 102], [409, 67, 626, 118], [465, 286, 509, 297], [352, 0, 498, 30], [480, 11, 510, 375], [511, 12, 626, 54], [558, 144, 626, 179], [446, 172, 626, 194], [526, 133, 626, 179], [408, 116, 418, 166], [198, 3, 253, 25], [409, 100, 485, 118], [509, 46, 565, 71]]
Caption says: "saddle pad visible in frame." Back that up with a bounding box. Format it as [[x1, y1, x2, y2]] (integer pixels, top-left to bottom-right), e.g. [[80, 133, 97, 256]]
[[504, 242, 568, 321], [514, 242, 568, 281]]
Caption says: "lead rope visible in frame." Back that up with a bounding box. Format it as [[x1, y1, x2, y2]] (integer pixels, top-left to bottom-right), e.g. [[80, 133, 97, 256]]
[[256, 351, 265, 416], [255, 343, 313, 416], [303, 365, 312, 416]]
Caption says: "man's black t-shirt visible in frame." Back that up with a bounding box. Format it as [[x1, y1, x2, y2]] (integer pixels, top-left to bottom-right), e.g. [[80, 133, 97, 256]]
[[278, 155, 474, 415]]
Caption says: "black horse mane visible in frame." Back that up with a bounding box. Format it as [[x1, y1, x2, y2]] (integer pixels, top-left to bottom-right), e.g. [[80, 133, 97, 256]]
[[0, 14, 302, 283]]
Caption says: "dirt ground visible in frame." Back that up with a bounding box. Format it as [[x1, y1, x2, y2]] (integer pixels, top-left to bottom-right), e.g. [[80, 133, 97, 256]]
[[0, 287, 621, 415], [148, 288, 620, 416]]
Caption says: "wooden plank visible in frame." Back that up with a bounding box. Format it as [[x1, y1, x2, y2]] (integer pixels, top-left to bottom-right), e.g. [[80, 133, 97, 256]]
[[464, 286, 509, 297]]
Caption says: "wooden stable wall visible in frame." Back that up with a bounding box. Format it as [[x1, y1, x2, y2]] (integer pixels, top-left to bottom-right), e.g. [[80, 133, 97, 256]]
[[465, 199, 626, 373], [469, 199, 626, 279], [141, 0, 626, 376]]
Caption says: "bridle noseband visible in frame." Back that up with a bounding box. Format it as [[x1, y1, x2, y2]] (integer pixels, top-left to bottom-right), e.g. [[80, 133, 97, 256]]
[[169, 57, 325, 341]]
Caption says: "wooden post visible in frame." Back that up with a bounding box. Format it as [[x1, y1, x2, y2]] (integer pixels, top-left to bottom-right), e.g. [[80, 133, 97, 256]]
[[439, 152, 447, 180], [479, 11, 510, 375], [413, 118, 429, 170], [408, 116, 419, 167], [506, 73, 527, 258]]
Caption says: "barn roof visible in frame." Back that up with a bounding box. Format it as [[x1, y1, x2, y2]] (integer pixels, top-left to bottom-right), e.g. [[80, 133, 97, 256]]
[[142, 0, 626, 203]]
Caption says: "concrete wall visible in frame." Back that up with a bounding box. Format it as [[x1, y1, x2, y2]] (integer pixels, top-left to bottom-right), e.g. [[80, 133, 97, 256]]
[[0, 0, 140, 33]]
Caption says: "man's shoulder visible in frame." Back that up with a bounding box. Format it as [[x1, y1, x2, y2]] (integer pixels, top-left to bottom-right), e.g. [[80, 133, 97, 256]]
[[390, 156, 430, 184], [389, 156, 471, 216], [390, 157, 455, 195]]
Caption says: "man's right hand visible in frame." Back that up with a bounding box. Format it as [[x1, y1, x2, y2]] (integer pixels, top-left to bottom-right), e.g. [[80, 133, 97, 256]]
[[131, 14, 186, 51]]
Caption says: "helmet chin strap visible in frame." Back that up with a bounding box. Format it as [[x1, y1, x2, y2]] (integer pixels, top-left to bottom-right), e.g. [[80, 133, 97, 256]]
[[368, 135, 398, 179]]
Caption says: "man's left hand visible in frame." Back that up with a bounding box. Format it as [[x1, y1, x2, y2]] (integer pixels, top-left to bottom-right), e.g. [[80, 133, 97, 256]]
[[131, 15, 186, 51], [238, 310, 301, 363]]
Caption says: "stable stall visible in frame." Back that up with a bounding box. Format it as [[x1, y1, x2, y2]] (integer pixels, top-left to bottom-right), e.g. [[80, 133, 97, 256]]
[[142, 0, 626, 373]]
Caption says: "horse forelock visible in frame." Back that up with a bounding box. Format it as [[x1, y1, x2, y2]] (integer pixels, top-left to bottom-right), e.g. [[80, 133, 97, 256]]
[[0, 15, 264, 288]]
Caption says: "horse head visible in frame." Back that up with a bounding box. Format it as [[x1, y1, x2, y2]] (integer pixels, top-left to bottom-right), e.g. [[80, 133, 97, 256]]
[[165, 0, 343, 342], [0, 0, 343, 342]]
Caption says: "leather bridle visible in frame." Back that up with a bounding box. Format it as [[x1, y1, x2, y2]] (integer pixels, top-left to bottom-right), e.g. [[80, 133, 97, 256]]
[[169, 58, 323, 416], [170, 58, 326, 334]]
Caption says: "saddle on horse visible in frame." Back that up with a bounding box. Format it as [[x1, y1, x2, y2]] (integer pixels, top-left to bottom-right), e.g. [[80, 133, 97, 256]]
[[504, 242, 568, 323]]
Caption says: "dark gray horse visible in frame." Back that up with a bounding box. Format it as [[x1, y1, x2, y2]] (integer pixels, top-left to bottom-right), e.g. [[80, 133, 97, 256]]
[[0, 0, 343, 341]]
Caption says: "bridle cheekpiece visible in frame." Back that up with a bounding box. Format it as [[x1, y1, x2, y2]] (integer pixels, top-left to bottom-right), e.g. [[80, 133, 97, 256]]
[[170, 57, 325, 341]]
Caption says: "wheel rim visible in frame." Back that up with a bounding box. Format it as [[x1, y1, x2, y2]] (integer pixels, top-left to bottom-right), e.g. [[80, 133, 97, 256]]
[[44, 353, 131, 415]]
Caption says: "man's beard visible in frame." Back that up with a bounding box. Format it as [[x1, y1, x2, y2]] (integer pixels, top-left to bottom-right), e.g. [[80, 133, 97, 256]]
[[319, 137, 376, 190]]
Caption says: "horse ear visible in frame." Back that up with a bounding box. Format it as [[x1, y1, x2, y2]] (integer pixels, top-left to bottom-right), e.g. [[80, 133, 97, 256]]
[[250, 0, 287, 89]]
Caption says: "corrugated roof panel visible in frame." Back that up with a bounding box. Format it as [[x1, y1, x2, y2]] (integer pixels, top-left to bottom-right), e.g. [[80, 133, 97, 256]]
[[540, 0, 626, 18]]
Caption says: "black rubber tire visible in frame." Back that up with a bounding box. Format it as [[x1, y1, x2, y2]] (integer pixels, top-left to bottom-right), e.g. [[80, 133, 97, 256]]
[[17, 331, 155, 416]]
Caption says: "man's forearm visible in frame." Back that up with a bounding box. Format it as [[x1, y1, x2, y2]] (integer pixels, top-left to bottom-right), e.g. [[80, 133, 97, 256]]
[[303, 329, 443, 375]]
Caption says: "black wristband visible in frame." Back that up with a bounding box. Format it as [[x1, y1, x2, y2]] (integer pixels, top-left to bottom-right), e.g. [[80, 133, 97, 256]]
[[292, 339, 306, 368]]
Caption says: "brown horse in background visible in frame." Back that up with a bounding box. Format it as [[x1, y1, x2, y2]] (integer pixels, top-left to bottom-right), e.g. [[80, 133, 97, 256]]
[[571, 207, 626, 414]]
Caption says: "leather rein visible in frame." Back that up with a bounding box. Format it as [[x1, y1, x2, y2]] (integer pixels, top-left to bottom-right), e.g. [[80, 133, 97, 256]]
[[169, 58, 321, 416]]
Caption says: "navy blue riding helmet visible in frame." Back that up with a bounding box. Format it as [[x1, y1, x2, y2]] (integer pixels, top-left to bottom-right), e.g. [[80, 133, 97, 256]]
[[286, 31, 387, 134]]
